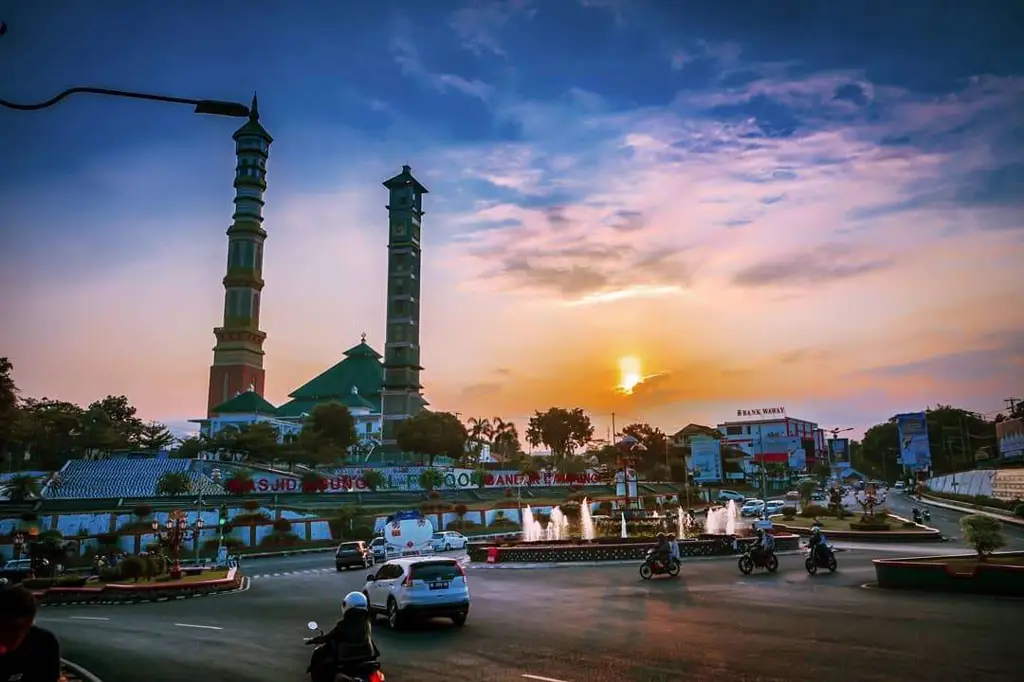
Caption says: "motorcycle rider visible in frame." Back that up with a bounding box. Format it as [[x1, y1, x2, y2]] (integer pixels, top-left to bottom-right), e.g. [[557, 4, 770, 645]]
[[651, 533, 672, 568], [808, 526, 831, 563], [912, 507, 922, 523], [750, 528, 773, 563], [305, 591, 380, 682]]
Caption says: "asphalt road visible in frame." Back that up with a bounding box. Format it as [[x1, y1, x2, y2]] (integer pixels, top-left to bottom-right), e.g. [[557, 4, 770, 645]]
[[39, 547, 1023, 682], [884, 492, 1024, 550]]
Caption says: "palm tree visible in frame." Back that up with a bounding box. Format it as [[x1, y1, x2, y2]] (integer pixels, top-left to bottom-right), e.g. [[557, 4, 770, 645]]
[[155, 471, 192, 496], [1, 473, 40, 502], [418, 468, 444, 492], [491, 418, 520, 464]]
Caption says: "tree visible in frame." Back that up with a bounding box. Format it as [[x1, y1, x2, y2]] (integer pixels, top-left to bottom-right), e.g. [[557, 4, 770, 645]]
[[1, 473, 40, 502], [155, 471, 192, 496], [491, 418, 521, 463], [299, 402, 357, 463], [418, 468, 444, 491], [232, 422, 282, 462], [137, 422, 174, 452], [362, 469, 384, 492], [16, 398, 84, 469], [225, 470, 254, 495], [0, 357, 19, 464], [798, 479, 817, 506], [620, 422, 668, 473], [88, 395, 144, 447], [395, 411, 468, 466], [960, 514, 1005, 560], [525, 408, 594, 461], [174, 435, 209, 459]]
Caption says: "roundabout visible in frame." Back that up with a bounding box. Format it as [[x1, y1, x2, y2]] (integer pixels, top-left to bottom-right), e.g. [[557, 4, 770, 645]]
[[35, 547, 1024, 682]]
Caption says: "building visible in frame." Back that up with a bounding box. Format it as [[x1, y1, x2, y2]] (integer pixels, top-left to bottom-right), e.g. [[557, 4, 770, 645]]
[[206, 95, 274, 416], [716, 413, 826, 472], [191, 336, 386, 446], [380, 165, 430, 447]]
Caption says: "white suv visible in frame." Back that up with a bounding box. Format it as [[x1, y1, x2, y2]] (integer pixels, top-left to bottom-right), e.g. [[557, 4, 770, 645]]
[[431, 531, 468, 552], [363, 557, 470, 629]]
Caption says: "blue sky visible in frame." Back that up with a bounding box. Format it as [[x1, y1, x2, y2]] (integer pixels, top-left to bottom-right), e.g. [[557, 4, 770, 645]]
[[1, 0, 1022, 437]]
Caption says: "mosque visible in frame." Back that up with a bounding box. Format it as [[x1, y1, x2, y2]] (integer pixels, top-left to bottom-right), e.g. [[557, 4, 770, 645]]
[[189, 97, 428, 454]]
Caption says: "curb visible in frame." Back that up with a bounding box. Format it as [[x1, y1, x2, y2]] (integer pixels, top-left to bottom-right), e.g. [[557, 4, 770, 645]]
[[918, 495, 1024, 528], [469, 549, 805, 569], [39, 577, 248, 608], [62, 658, 103, 682]]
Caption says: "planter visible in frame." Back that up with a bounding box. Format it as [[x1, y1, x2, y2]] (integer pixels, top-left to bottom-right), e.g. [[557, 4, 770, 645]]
[[873, 552, 1024, 596], [32, 568, 242, 605], [848, 522, 891, 531], [772, 522, 942, 542], [468, 534, 801, 563]]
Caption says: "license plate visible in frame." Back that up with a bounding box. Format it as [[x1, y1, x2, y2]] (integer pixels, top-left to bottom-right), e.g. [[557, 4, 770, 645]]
[[428, 581, 449, 590]]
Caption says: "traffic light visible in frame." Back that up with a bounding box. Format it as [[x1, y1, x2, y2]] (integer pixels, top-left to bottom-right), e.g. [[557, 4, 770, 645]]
[[218, 505, 228, 530]]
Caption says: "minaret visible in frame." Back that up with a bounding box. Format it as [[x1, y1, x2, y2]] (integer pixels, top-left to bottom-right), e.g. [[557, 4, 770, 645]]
[[206, 94, 273, 416], [380, 165, 428, 445]]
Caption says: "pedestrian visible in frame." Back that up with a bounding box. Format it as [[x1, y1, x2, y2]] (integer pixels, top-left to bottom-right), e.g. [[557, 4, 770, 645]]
[[0, 583, 61, 681]]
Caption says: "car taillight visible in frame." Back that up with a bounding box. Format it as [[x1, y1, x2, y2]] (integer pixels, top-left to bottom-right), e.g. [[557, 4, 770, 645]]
[[455, 562, 466, 578], [368, 672, 385, 682], [402, 572, 414, 587]]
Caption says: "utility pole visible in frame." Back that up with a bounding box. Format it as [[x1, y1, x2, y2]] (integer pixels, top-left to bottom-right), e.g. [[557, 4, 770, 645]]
[[1005, 397, 1022, 416], [611, 413, 616, 443]]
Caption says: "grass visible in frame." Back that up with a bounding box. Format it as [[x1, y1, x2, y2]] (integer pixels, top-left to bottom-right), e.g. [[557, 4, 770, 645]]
[[112, 569, 230, 585]]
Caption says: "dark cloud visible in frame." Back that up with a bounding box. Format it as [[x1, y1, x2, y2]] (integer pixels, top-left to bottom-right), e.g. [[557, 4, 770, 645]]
[[543, 206, 572, 228], [500, 258, 610, 296], [760, 194, 786, 205], [494, 367, 512, 375], [610, 209, 646, 232], [460, 382, 502, 400], [731, 246, 894, 288], [863, 331, 1024, 385]]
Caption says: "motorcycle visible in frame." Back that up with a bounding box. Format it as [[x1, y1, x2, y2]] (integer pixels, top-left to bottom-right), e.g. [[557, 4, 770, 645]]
[[639, 549, 681, 580], [737, 547, 778, 574], [804, 545, 838, 574], [305, 621, 385, 682]]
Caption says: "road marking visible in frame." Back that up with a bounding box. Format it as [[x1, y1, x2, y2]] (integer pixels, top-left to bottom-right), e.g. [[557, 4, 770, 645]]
[[522, 675, 570, 682], [69, 616, 109, 621], [174, 623, 223, 630]]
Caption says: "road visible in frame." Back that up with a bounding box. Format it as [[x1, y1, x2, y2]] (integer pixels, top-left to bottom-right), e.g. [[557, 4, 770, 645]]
[[884, 491, 1024, 550], [39, 548, 1023, 682]]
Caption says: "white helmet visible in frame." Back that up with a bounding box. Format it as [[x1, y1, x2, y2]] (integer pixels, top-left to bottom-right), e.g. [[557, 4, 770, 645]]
[[343, 591, 368, 613]]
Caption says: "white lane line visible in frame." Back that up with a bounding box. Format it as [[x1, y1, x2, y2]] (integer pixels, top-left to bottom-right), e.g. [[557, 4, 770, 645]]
[[522, 675, 569, 682], [174, 623, 223, 630], [69, 616, 109, 621]]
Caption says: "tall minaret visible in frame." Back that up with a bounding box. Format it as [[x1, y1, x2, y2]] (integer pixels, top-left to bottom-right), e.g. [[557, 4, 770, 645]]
[[380, 165, 428, 445], [206, 94, 273, 416]]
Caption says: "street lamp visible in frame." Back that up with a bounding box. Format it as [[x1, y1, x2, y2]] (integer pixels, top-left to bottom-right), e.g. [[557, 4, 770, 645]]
[[0, 86, 250, 117], [11, 532, 24, 560], [152, 510, 204, 580]]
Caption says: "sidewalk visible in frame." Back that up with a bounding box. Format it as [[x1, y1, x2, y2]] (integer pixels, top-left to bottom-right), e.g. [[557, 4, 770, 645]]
[[918, 495, 1024, 528]]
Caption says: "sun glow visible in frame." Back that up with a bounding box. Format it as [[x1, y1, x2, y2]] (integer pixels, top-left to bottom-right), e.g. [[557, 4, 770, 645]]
[[617, 356, 644, 394]]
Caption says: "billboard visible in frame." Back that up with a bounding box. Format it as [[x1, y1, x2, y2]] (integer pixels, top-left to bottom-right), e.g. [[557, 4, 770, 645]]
[[996, 418, 1024, 461], [758, 435, 805, 470], [689, 437, 723, 483], [827, 438, 850, 464], [896, 412, 932, 472]]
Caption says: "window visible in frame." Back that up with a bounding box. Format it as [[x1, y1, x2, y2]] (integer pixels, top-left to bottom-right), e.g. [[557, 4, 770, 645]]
[[409, 560, 460, 581], [255, 244, 263, 271], [726, 425, 742, 436], [392, 300, 408, 316], [392, 277, 407, 296], [252, 293, 260, 320]]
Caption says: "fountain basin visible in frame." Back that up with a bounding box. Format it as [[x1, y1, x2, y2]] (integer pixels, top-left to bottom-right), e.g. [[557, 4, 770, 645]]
[[468, 534, 801, 564]]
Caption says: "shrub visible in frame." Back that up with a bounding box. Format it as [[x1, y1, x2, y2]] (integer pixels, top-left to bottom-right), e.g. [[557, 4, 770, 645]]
[[454, 504, 468, 517], [781, 506, 797, 518], [350, 524, 374, 540], [243, 500, 261, 512], [119, 555, 147, 582], [19, 511, 37, 522], [232, 512, 270, 525], [96, 533, 119, 547], [446, 519, 479, 531], [98, 566, 121, 581], [132, 503, 153, 518], [260, 532, 299, 548], [429, 490, 441, 500], [800, 504, 828, 518], [960, 514, 1005, 559], [272, 518, 292, 533]]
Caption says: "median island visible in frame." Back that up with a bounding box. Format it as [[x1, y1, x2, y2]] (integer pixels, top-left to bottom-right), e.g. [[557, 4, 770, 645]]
[[873, 514, 1024, 596]]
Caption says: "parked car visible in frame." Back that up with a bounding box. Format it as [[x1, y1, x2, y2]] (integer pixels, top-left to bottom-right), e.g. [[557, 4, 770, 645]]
[[369, 536, 387, 561], [740, 499, 765, 517], [810, 491, 827, 502], [764, 500, 786, 515], [335, 541, 374, 571], [362, 556, 470, 629], [717, 490, 746, 503], [431, 531, 468, 552]]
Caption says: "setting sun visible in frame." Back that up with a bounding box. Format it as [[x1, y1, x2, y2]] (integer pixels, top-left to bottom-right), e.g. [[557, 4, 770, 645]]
[[617, 356, 643, 394]]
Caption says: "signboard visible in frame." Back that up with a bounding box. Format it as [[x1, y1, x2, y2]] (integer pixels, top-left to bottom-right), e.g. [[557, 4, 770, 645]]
[[827, 438, 850, 464], [895, 412, 932, 472], [689, 437, 723, 483], [993, 469, 1024, 502], [248, 467, 603, 494], [736, 407, 786, 418], [758, 435, 805, 470], [996, 418, 1024, 460]]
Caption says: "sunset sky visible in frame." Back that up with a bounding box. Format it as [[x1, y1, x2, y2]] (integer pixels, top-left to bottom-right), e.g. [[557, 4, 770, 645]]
[[2, 0, 1022, 440]]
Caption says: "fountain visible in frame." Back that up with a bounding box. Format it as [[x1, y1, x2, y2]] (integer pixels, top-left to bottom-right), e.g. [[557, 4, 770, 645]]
[[521, 505, 541, 542], [676, 506, 694, 539], [705, 500, 740, 535], [548, 507, 568, 541], [521, 504, 573, 542], [620, 514, 628, 539], [580, 497, 595, 541]]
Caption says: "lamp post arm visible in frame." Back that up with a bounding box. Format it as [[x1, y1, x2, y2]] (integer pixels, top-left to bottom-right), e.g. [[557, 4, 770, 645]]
[[0, 86, 250, 117]]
